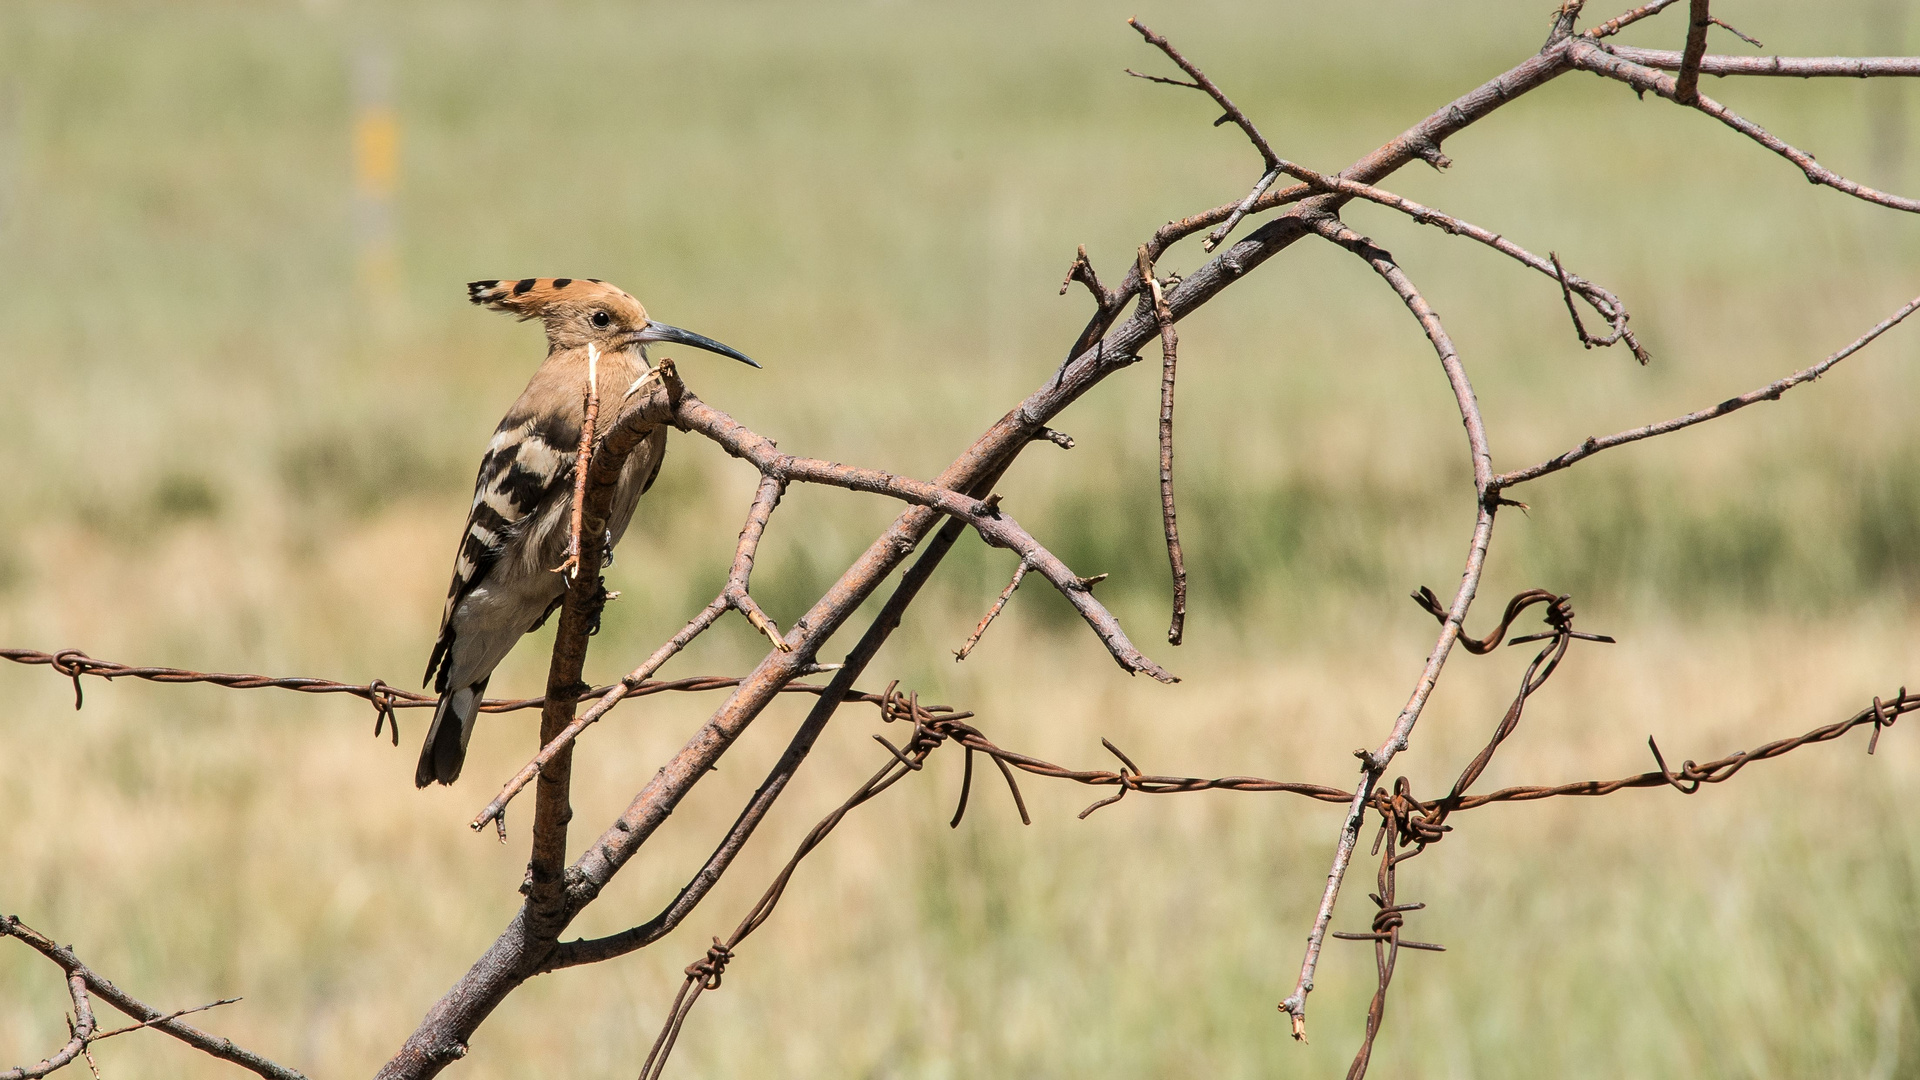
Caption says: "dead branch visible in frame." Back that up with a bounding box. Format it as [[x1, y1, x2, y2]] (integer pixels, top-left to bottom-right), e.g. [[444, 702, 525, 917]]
[[1584, 0, 1685, 41], [1138, 246, 1189, 645], [659, 383, 1175, 681], [1282, 211, 1502, 1040], [1127, 18, 1279, 170], [380, 18, 1588, 1075], [1570, 39, 1920, 213], [545, 462, 1020, 975], [1, 917, 303, 1080], [1496, 291, 1920, 489], [1, 971, 91, 1080], [954, 557, 1028, 662], [550, 344, 601, 579], [1603, 46, 1920, 77]]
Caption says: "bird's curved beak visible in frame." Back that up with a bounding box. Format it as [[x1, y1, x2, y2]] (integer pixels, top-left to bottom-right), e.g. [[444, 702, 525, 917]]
[[631, 321, 760, 368]]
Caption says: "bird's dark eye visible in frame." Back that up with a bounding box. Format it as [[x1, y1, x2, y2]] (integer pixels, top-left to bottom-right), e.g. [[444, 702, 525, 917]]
[[591, 310, 611, 329]]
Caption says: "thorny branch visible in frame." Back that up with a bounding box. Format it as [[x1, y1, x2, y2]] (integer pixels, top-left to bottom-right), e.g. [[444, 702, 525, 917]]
[[6, 4, 1920, 1078]]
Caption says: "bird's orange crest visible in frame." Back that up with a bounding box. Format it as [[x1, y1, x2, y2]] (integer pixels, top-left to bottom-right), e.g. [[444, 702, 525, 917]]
[[467, 277, 641, 320]]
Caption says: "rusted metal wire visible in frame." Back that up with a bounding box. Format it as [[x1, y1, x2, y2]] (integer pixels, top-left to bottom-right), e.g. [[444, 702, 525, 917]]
[[630, 656, 1914, 1079], [0, 648, 857, 724]]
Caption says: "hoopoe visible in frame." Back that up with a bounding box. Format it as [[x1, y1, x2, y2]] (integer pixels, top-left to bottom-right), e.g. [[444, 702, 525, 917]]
[[417, 277, 757, 787]]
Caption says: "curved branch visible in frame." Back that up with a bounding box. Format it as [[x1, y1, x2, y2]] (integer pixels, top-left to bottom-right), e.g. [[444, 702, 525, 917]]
[[1280, 214, 1503, 1040]]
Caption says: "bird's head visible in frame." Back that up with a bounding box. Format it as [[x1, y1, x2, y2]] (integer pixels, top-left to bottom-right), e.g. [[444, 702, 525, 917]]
[[467, 277, 759, 368]]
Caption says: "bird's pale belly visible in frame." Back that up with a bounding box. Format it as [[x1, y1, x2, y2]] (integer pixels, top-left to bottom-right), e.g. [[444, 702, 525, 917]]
[[444, 567, 567, 691]]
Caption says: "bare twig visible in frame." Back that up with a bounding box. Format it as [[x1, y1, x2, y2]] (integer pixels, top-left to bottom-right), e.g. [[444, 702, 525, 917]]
[[638, 686, 956, 1080], [1571, 40, 1920, 213], [1584, 0, 1684, 40], [1058, 244, 1111, 308], [546, 461, 1019, 973], [664, 387, 1176, 681], [1601, 46, 1920, 77], [1127, 18, 1278, 169], [1281, 212, 1501, 1040], [1203, 166, 1282, 252], [1496, 291, 1920, 488], [1, 972, 91, 1080], [955, 557, 1029, 662], [2, 917, 304, 1080]]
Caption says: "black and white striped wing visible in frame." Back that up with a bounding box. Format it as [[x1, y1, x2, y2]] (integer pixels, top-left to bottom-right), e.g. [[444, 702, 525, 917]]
[[423, 410, 579, 691]]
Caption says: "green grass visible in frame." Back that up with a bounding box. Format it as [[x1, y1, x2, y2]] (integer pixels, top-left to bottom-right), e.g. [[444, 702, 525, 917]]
[[3, 1, 1920, 1076]]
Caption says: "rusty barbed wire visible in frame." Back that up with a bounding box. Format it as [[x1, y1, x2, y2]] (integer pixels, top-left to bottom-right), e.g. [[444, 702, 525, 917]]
[[631, 646, 1914, 1079], [7, 623, 1913, 1080], [1, 647, 861, 729]]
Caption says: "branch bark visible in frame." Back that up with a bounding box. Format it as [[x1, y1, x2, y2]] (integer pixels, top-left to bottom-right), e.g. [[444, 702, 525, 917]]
[[2, 917, 304, 1080]]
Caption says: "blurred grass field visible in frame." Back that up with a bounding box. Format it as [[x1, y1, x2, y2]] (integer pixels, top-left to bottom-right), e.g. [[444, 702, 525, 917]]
[[4, 1, 1920, 1076]]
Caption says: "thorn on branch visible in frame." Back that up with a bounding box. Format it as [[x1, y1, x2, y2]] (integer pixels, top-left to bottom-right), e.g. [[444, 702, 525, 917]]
[[1124, 67, 1201, 90], [1709, 16, 1763, 49]]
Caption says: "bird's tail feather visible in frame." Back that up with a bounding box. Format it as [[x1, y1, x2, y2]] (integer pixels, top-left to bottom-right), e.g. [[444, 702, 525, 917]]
[[415, 677, 489, 788]]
